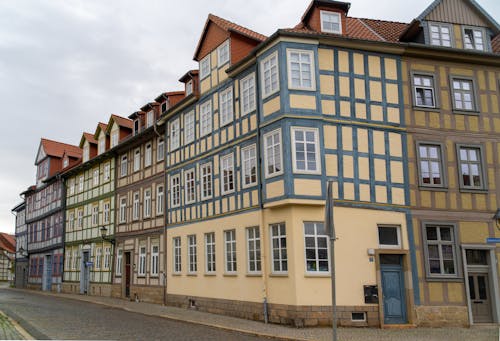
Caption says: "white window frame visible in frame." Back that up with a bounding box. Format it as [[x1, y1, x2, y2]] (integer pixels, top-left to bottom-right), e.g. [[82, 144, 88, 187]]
[[103, 202, 110, 224], [83, 145, 89, 163], [200, 163, 213, 200], [170, 118, 180, 150], [156, 185, 164, 215], [260, 52, 279, 98], [270, 223, 287, 274], [146, 110, 154, 128], [291, 127, 320, 174], [171, 174, 181, 208], [116, 249, 123, 275], [463, 27, 485, 51], [263, 129, 283, 178], [104, 247, 110, 269], [138, 246, 146, 276], [186, 80, 193, 96], [77, 209, 83, 228], [151, 244, 159, 276], [224, 230, 237, 273], [104, 163, 110, 182], [287, 49, 316, 91], [69, 179, 75, 196], [205, 232, 216, 273], [220, 154, 235, 195], [451, 78, 477, 112], [98, 138, 105, 155], [217, 40, 230, 66], [79, 175, 84, 192], [240, 73, 256, 116], [200, 54, 211, 79], [185, 168, 196, 204], [119, 197, 126, 223], [133, 148, 140, 172], [111, 131, 119, 148], [200, 101, 212, 137], [429, 22, 452, 47], [378, 225, 402, 249], [413, 74, 436, 108], [219, 87, 234, 127], [133, 192, 140, 220], [241, 144, 257, 188], [157, 138, 164, 162], [422, 223, 459, 278], [93, 168, 99, 187], [145, 142, 152, 167], [304, 222, 330, 274], [173, 237, 181, 274], [120, 155, 127, 177], [95, 247, 102, 270], [188, 235, 197, 274], [246, 226, 261, 274], [320, 10, 342, 34], [144, 189, 151, 218], [184, 111, 195, 144], [91, 205, 99, 226]]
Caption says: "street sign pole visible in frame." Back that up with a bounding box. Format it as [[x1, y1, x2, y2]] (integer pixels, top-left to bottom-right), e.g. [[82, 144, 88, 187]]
[[325, 181, 337, 341]]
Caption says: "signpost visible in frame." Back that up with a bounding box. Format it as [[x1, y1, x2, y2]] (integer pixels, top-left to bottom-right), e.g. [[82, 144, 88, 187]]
[[486, 238, 500, 243], [324, 181, 337, 341]]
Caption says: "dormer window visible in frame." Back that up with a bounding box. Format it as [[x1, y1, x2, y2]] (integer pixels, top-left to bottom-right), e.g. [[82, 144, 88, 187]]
[[111, 131, 119, 148], [217, 40, 229, 66], [63, 157, 69, 168], [320, 11, 341, 34], [83, 145, 89, 162], [200, 55, 211, 79], [134, 119, 140, 135], [98, 137, 105, 154], [429, 23, 452, 47], [146, 110, 154, 128], [463, 27, 485, 51], [186, 80, 193, 96], [161, 101, 169, 113]]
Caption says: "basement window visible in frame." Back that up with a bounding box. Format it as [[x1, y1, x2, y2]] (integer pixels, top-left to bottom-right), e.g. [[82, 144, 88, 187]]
[[351, 312, 366, 322]]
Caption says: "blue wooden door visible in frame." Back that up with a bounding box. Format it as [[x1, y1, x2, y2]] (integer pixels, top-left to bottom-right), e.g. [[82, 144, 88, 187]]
[[380, 255, 407, 324]]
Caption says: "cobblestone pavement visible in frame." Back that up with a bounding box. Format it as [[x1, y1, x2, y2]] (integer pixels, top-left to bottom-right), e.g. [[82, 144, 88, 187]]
[[3, 287, 500, 341]]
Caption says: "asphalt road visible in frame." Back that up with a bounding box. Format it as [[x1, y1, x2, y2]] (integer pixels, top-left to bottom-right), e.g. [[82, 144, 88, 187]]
[[0, 289, 267, 340]]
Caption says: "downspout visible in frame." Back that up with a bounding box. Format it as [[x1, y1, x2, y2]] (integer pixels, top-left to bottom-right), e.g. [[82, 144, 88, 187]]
[[254, 63, 269, 324], [58, 173, 66, 293]]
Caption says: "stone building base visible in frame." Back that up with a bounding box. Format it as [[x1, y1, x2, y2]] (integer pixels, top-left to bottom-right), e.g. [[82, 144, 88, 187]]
[[166, 294, 380, 327], [416, 305, 469, 327], [61, 282, 113, 297], [110, 284, 164, 304]]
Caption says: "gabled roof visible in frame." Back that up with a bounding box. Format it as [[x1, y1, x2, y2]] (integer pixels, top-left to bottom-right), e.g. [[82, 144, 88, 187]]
[[94, 122, 108, 138], [357, 18, 408, 42], [300, 0, 351, 24], [79, 132, 97, 148], [193, 13, 267, 61], [179, 70, 199, 83], [154, 91, 186, 104], [105, 114, 133, 134], [0, 233, 15, 254], [37, 138, 82, 164], [140, 102, 159, 112]]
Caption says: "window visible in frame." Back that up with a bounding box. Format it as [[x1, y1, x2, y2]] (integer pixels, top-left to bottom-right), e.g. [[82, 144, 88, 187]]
[[103, 202, 110, 224], [68, 212, 75, 230], [83, 145, 89, 162], [429, 23, 452, 47], [320, 10, 341, 34], [304, 222, 329, 273], [161, 101, 169, 113], [451, 78, 476, 111], [205, 232, 216, 273], [463, 27, 485, 51], [79, 175, 84, 192], [144, 189, 151, 218], [138, 246, 146, 276], [261, 52, 279, 98], [157, 138, 164, 161], [240, 73, 256, 115], [200, 101, 212, 137], [224, 230, 237, 273], [417, 143, 445, 187], [188, 235, 197, 273], [151, 245, 159, 276], [413, 74, 436, 108], [170, 118, 180, 150], [173, 237, 181, 274], [104, 247, 110, 269], [186, 80, 193, 96], [134, 119, 140, 135], [242, 145, 257, 187], [200, 163, 212, 200], [457, 145, 485, 190], [104, 163, 110, 181], [423, 224, 458, 277], [72, 251, 78, 270], [156, 185, 164, 215], [77, 209, 83, 228], [221, 154, 235, 194], [171, 174, 181, 208], [95, 247, 102, 269], [145, 143, 152, 167], [93, 168, 99, 187], [291, 127, 319, 173], [270, 223, 287, 273], [246, 227, 261, 273], [287, 50, 315, 90], [69, 179, 75, 196], [91, 205, 99, 226], [378, 225, 401, 248], [98, 138, 105, 154], [116, 249, 123, 275], [217, 40, 229, 66], [219, 87, 233, 126], [119, 197, 127, 223], [63, 157, 69, 168], [184, 111, 195, 144], [264, 129, 283, 177], [200, 54, 210, 79], [133, 192, 140, 220], [111, 131, 119, 148], [185, 169, 196, 204], [133, 149, 140, 172], [146, 110, 154, 128], [120, 155, 127, 177]]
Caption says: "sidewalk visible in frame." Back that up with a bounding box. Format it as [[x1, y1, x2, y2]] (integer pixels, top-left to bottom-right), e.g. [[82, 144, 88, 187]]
[[0, 310, 31, 340], [8, 288, 500, 341]]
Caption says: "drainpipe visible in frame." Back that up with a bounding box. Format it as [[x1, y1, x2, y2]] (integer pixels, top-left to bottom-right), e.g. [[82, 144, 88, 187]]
[[59, 173, 66, 293]]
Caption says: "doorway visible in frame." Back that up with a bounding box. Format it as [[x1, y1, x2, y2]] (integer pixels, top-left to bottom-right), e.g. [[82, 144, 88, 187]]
[[80, 251, 90, 294], [380, 254, 407, 324], [468, 272, 492, 323], [42, 255, 52, 291], [124, 252, 131, 298]]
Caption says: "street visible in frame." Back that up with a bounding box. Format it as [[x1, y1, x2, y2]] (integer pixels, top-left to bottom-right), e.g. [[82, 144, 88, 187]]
[[0, 289, 266, 340]]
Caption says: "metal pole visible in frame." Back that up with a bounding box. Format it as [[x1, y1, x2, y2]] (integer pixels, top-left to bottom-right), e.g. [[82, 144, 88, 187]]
[[325, 181, 337, 341], [330, 235, 336, 341]]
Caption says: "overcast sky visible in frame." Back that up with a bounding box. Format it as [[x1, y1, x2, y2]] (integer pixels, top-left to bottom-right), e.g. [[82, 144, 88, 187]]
[[1, 0, 498, 234]]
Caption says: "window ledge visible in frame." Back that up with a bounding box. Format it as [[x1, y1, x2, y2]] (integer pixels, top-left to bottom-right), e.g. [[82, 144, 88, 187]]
[[187, 273, 197, 277], [223, 273, 238, 277], [425, 276, 463, 282], [458, 188, 488, 194], [412, 106, 441, 112], [246, 273, 262, 277], [172, 273, 181, 277], [453, 110, 480, 116], [269, 273, 288, 277], [304, 273, 331, 278], [418, 186, 449, 192], [204, 273, 216, 277]]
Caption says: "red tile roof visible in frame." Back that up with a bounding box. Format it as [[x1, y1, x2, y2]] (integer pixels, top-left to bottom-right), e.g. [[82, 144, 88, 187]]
[[346, 17, 385, 41], [83, 132, 97, 144], [0, 233, 15, 254], [97, 122, 108, 134], [41, 138, 82, 159], [358, 18, 408, 42], [110, 114, 133, 129]]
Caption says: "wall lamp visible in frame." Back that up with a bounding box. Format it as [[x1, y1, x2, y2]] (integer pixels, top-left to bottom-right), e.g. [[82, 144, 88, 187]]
[[493, 209, 500, 231], [100, 226, 115, 245]]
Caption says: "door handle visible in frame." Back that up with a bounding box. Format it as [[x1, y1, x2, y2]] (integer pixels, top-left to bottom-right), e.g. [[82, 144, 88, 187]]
[[473, 301, 483, 304]]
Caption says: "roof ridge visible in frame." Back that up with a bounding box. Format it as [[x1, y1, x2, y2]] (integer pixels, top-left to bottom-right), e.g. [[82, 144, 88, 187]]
[[355, 18, 386, 41], [351, 16, 409, 25]]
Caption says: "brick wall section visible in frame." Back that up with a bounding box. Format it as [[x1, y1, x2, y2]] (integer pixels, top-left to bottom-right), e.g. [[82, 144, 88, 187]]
[[197, 23, 228, 61], [230, 33, 260, 65], [416, 306, 469, 327], [307, 6, 347, 34]]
